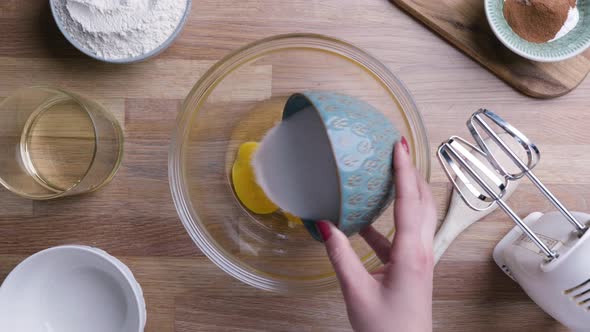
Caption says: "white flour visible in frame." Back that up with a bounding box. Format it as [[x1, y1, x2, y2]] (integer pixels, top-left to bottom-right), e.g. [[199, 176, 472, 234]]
[[53, 0, 188, 60]]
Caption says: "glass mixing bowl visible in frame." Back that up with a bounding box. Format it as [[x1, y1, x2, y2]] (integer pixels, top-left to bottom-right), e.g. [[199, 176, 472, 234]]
[[169, 34, 430, 293]]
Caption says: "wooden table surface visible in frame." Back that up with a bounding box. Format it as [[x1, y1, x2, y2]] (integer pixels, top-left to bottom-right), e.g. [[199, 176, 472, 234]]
[[1, 0, 588, 331]]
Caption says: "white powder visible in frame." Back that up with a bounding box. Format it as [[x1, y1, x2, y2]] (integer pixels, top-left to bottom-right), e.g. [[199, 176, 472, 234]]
[[253, 107, 341, 222], [53, 0, 188, 60], [550, 5, 580, 42]]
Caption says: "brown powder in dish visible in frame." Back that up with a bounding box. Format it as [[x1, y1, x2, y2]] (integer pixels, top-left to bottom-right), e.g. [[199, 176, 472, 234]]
[[503, 0, 570, 43]]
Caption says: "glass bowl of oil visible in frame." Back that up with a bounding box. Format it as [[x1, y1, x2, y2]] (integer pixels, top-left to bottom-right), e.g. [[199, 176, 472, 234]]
[[169, 34, 430, 293], [0, 86, 123, 200]]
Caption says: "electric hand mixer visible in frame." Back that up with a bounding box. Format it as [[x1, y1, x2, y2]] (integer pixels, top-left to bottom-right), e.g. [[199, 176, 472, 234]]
[[438, 109, 590, 331]]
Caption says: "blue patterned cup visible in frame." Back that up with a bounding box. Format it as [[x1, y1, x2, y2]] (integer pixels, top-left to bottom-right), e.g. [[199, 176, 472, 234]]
[[282, 91, 400, 240]]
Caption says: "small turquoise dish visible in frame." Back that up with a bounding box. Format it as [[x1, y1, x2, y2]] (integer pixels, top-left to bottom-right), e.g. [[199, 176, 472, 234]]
[[283, 91, 400, 240], [485, 0, 590, 62]]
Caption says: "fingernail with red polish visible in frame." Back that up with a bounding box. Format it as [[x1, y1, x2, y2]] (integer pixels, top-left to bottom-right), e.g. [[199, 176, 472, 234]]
[[401, 136, 410, 154], [316, 221, 332, 241]]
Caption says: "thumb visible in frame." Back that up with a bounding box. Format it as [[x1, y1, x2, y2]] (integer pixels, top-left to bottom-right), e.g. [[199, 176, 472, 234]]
[[317, 221, 373, 294]]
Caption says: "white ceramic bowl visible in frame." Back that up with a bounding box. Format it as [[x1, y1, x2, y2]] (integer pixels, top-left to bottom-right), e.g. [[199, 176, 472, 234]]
[[0, 245, 146, 332]]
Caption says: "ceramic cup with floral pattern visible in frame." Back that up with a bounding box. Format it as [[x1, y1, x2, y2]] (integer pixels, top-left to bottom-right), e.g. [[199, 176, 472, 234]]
[[281, 91, 400, 240]]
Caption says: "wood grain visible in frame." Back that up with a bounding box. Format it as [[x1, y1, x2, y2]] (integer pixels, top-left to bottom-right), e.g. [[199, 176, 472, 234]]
[[1, 0, 589, 331], [391, 0, 590, 98]]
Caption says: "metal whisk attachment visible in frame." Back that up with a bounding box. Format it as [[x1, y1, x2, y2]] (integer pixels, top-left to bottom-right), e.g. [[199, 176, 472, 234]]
[[468, 109, 587, 235], [438, 109, 588, 261], [438, 136, 506, 210], [438, 136, 559, 260]]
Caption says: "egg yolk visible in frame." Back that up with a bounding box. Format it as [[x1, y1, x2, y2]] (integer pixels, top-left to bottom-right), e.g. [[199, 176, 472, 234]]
[[284, 212, 304, 228], [232, 142, 278, 214]]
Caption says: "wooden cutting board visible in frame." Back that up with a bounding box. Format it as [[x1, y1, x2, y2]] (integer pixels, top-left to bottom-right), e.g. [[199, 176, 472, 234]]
[[391, 0, 590, 99]]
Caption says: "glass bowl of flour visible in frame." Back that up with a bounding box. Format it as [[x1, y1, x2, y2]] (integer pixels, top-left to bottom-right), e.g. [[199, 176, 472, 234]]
[[50, 0, 191, 63]]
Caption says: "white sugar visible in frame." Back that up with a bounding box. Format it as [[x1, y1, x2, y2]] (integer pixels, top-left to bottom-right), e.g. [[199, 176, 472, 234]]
[[253, 107, 340, 222]]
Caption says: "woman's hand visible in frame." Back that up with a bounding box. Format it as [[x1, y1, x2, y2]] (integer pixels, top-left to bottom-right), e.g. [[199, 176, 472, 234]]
[[316, 137, 437, 332]]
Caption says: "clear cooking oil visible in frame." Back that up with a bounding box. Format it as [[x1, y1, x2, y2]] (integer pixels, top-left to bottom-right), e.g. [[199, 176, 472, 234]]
[[19, 96, 97, 193]]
